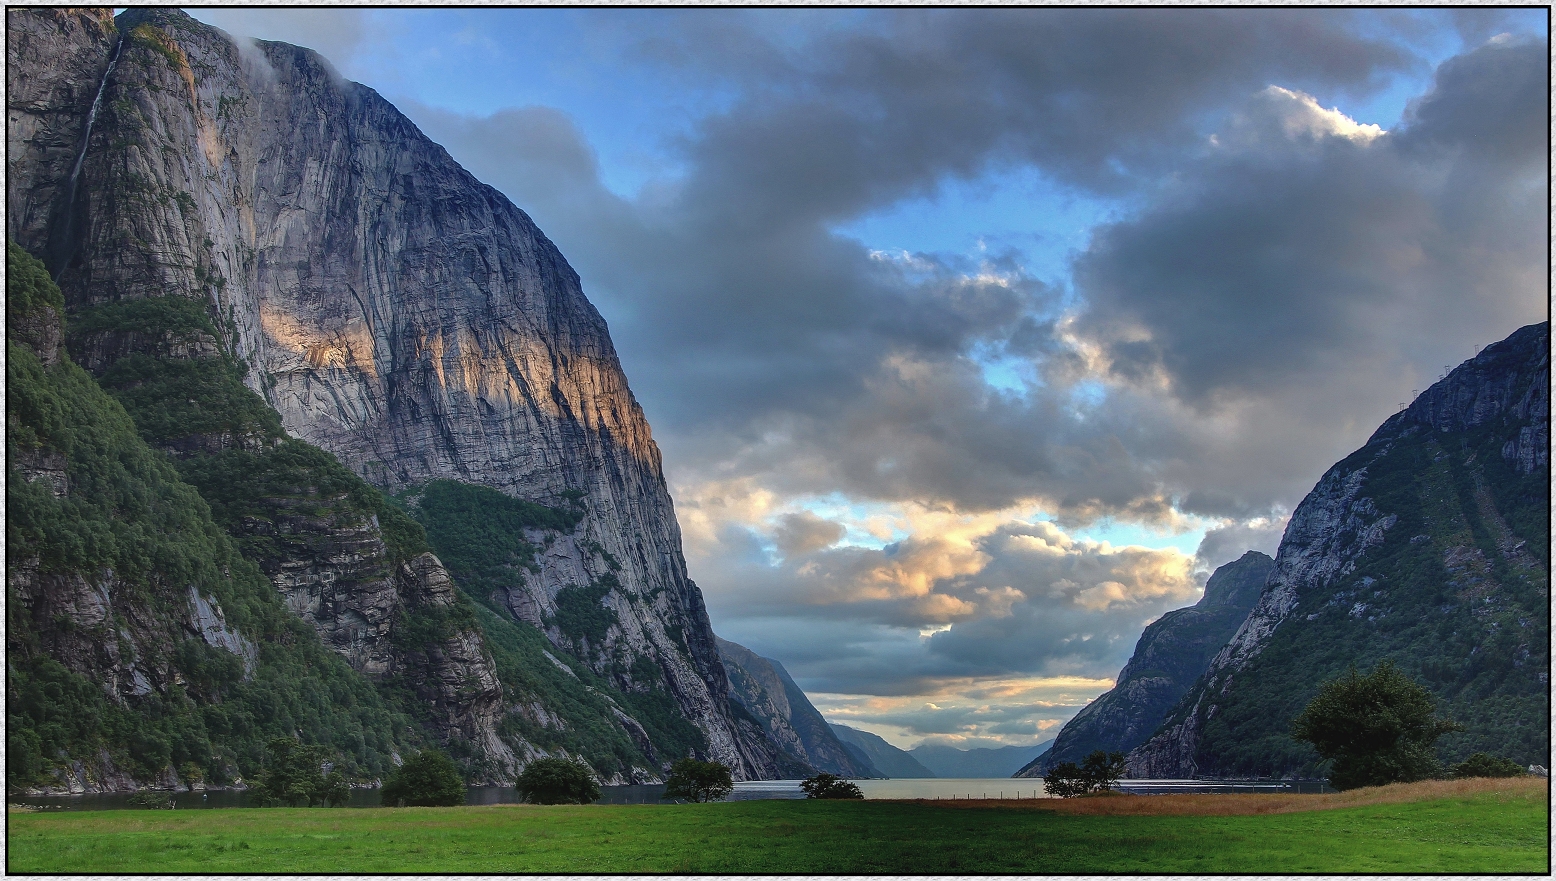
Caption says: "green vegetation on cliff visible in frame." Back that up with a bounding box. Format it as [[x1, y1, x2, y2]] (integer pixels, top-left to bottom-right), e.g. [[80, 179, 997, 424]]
[[401, 479, 705, 774], [397, 479, 581, 607], [6, 245, 425, 790], [1176, 379, 1548, 777]]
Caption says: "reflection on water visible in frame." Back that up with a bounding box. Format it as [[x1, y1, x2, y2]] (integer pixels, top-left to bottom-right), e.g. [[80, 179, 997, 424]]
[[10, 777, 1328, 811]]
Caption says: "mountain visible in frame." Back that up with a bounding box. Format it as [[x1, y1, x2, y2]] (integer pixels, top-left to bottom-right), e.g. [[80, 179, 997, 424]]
[[8, 243, 433, 792], [1014, 552, 1273, 777], [909, 742, 1052, 779], [717, 638, 879, 777], [829, 725, 936, 778], [7, 6, 789, 786], [1129, 323, 1549, 779]]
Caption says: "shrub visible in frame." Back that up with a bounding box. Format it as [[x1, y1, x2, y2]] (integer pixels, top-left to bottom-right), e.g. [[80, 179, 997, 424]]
[[1291, 660, 1459, 791], [1044, 751, 1126, 798], [516, 757, 601, 805], [662, 758, 733, 803], [1450, 752, 1527, 779], [381, 749, 466, 807], [799, 773, 863, 799]]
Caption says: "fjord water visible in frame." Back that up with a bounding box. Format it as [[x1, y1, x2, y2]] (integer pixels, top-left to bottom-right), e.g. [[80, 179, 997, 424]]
[[11, 777, 1327, 811]]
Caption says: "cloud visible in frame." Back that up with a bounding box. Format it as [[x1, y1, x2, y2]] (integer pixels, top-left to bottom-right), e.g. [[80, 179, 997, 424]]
[[210, 10, 1542, 742], [772, 512, 846, 559], [187, 8, 371, 73], [691, 495, 1203, 693], [1073, 39, 1545, 419]]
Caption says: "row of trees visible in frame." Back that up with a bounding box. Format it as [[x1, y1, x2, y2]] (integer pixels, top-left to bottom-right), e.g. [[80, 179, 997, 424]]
[[201, 661, 1514, 809], [225, 740, 871, 809]]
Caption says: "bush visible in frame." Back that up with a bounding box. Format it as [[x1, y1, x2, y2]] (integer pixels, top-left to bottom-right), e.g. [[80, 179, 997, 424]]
[[252, 738, 349, 807], [662, 758, 733, 803], [799, 773, 863, 799], [1044, 751, 1126, 798], [1291, 660, 1459, 791], [1450, 753, 1527, 779], [516, 757, 601, 805], [381, 749, 466, 807]]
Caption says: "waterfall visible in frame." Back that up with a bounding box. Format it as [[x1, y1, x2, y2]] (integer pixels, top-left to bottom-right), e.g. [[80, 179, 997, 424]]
[[67, 35, 124, 191], [53, 35, 124, 281]]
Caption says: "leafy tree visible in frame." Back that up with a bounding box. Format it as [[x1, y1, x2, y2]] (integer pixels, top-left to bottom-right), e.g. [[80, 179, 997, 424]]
[[1291, 660, 1459, 791], [381, 749, 466, 807], [662, 758, 733, 803], [1450, 752, 1527, 779], [799, 773, 863, 799], [1081, 750, 1127, 791], [1043, 751, 1126, 798], [516, 756, 601, 805], [252, 738, 349, 807]]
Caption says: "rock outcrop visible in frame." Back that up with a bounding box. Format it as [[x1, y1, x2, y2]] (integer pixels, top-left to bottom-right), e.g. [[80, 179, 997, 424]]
[[1128, 323, 1549, 778], [718, 637, 876, 777], [8, 6, 772, 778], [1014, 552, 1272, 777]]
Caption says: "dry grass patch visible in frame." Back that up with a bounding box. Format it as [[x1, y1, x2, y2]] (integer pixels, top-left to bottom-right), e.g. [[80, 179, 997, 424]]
[[910, 776, 1548, 816]]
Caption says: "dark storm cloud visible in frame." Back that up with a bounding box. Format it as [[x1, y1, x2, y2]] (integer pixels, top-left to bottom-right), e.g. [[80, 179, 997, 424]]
[[1073, 36, 1546, 411], [660, 8, 1413, 208]]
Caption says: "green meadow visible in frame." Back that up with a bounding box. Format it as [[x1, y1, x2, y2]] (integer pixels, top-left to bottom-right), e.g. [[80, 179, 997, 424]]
[[8, 783, 1547, 874]]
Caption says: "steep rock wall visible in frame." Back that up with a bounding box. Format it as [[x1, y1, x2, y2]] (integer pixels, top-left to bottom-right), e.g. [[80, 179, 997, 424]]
[[13, 6, 764, 777]]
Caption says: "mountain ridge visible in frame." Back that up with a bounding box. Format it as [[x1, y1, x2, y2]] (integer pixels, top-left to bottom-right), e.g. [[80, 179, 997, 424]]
[[1128, 322, 1549, 778], [1014, 551, 1273, 777]]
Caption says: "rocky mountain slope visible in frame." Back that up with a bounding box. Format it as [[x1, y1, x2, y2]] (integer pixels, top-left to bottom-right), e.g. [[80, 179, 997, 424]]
[[8, 243, 430, 793], [717, 638, 877, 777], [1128, 323, 1549, 778], [829, 725, 936, 778], [1014, 552, 1273, 777], [7, 6, 784, 783]]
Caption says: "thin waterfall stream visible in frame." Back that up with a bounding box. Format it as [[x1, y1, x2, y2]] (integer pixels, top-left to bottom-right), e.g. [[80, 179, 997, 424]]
[[54, 34, 124, 280]]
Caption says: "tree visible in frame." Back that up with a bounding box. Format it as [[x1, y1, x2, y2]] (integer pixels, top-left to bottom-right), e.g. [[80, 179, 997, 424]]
[[1449, 753, 1526, 779], [1081, 750, 1126, 791], [516, 756, 601, 805], [1291, 660, 1459, 791], [1043, 751, 1126, 798], [800, 773, 864, 799], [662, 758, 733, 803], [381, 749, 466, 807], [252, 737, 349, 807]]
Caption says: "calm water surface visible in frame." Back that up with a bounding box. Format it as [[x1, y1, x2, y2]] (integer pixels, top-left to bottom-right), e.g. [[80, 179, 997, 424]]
[[11, 776, 1327, 811]]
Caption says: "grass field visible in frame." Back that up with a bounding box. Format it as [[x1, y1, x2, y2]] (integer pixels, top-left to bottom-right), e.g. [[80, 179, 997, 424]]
[[7, 777, 1546, 874]]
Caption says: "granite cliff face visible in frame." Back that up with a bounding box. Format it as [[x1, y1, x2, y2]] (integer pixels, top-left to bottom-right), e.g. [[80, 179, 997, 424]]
[[718, 637, 876, 777], [1014, 551, 1272, 778], [8, 7, 768, 778], [1128, 323, 1549, 778]]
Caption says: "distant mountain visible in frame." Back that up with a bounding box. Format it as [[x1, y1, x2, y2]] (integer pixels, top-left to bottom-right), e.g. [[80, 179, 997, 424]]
[[717, 638, 877, 777], [1130, 322, 1549, 778], [829, 724, 936, 777], [1014, 552, 1273, 777], [909, 742, 1052, 778]]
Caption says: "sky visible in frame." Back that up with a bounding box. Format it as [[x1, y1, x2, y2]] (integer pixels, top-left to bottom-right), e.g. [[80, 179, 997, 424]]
[[189, 6, 1549, 750]]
